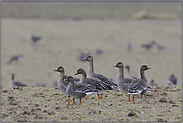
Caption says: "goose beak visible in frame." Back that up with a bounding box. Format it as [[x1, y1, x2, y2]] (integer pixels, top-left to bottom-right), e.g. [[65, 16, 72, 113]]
[[64, 79, 66, 81], [75, 73, 78, 75], [82, 58, 87, 60], [113, 65, 116, 67], [148, 67, 151, 69], [53, 70, 57, 71]]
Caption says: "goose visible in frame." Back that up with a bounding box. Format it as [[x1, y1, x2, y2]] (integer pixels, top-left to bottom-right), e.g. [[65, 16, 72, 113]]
[[83, 55, 118, 90], [8, 55, 23, 64], [141, 41, 155, 50], [125, 65, 138, 79], [10, 73, 27, 87], [65, 76, 101, 106], [168, 74, 179, 86], [54, 66, 75, 104], [75, 68, 113, 99], [113, 62, 137, 101], [128, 65, 151, 103], [30, 34, 43, 44]]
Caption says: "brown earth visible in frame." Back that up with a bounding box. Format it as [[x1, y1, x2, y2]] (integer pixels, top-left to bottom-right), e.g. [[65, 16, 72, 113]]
[[1, 86, 182, 122]]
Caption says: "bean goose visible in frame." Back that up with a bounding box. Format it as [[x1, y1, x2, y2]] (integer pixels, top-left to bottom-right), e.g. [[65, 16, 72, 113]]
[[168, 74, 179, 86], [65, 76, 101, 106], [125, 65, 137, 79], [83, 55, 118, 90], [54, 66, 75, 104], [8, 55, 23, 64], [113, 62, 136, 101], [10, 73, 27, 87], [75, 68, 113, 99], [128, 65, 151, 103]]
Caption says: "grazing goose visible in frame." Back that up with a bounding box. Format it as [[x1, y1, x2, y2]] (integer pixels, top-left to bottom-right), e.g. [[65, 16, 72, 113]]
[[30, 34, 43, 44], [75, 68, 113, 99], [54, 66, 75, 104], [95, 49, 103, 55], [141, 41, 155, 50], [128, 65, 151, 103], [150, 80, 157, 86], [65, 76, 101, 106], [8, 55, 23, 64], [125, 65, 138, 79], [168, 74, 179, 86], [113, 62, 137, 101], [10, 73, 27, 87], [83, 55, 118, 90]]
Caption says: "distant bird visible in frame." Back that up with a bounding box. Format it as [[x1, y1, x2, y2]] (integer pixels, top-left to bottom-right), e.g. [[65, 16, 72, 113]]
[[65, 76, 101, 106], [141, 41, 155, 50], [8, 55, 23, 64], [125, 65, 138, 79], [126, 42, 132, 51], [128, 65, 151, 103], [31, 83, 46, 87], [95, 49, 103, 55], [9, 73, 27, 87], [30, 34, 43, 44], [168, 74, 179, 86], [150, 80, 157, 86], [80, 50, 91, 61]]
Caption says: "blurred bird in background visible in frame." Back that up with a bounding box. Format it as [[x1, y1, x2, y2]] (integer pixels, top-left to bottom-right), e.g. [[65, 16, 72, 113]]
[[7, 55, 23, 65]]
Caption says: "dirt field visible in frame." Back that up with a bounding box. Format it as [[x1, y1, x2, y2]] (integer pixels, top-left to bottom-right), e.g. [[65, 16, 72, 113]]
[[1, 85, 182, 122]]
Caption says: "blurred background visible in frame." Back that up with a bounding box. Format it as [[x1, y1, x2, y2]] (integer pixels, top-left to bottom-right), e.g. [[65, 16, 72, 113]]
[[1, 2, 182, 88]]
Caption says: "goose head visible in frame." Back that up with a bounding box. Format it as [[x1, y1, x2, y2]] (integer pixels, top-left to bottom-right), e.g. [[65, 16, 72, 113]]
[[82, 55, 93, 62], [75, 68, 85, 75], [113, 62, 124, 68], [54, 66, 65, 73], [64, 76, 74, 83], [140, 65, 151, 71]]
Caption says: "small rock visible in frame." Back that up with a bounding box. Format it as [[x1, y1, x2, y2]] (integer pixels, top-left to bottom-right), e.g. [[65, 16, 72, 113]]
[[23, 110, 30, 115], [9, 101, 18, 105], [35, 104, 39, 107], [35, 108, 42, 111], [161, 92, 167, 96], [128, 112, 136, 117], [88, 109, 97, 115], [43, 110, 47, 113], [55, 107, 60, 110], [48, 111, 55, 115], [108, 103, 113, 106], [8, 96, 14, 99], [2, 90, 8, 93], [1, 113, 8, 118], [39, 93, 43, 95], [159, 97, 166, 103], [172, 104, 178, 107], [168, 100, 175, 104], [46, 99, 50, 101], [17, 119, 27, 122], [34, 115, 43, 119], [61, 116, 68, 120], [156, 118, 167, 122]]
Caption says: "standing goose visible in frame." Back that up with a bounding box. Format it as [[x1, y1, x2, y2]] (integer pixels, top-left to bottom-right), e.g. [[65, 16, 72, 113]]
[[83, 55, 118, 90], [54, 66, 75, 104], [75, 68, 113, 99], [10, 73, 27, 87], [128, 65, 151, 103], [65, 76, 101, 106], [141, 41, 155, 50], [113, 62, 136, 101], [125, 65, 137, 79], [168, 74, 179, 86]]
